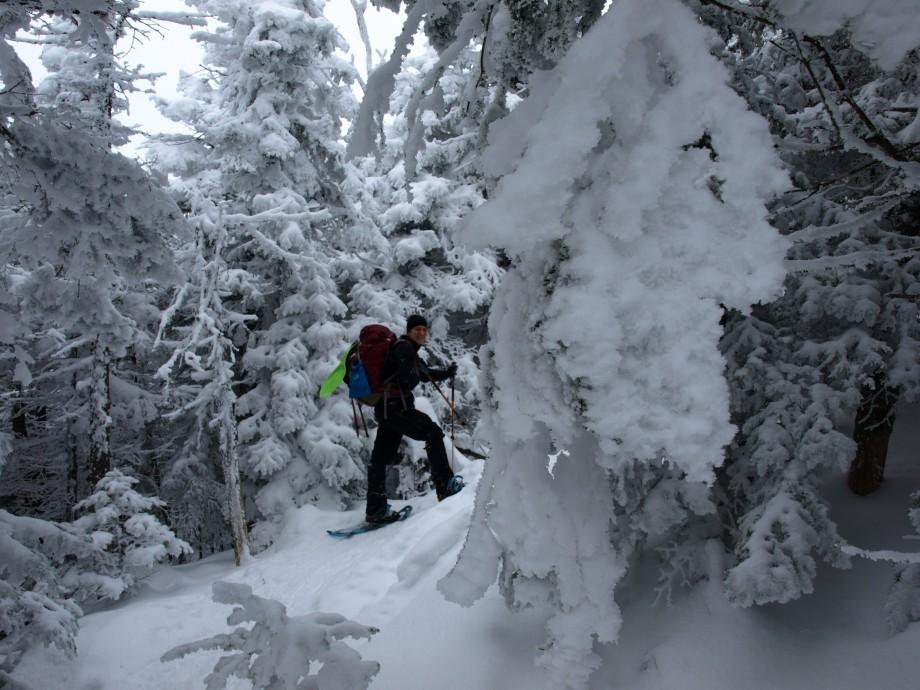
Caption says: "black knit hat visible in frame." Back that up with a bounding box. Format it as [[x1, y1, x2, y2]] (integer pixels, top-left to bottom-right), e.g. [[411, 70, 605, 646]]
[[406, 314, 428, 332]]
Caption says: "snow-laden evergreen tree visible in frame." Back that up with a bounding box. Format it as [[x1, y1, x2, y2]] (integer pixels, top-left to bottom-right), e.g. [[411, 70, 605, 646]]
[[1, 6, 65, 518], [161, 581, 380, 690], [0, 1, 183, 521], [0, 509, 98, 685], [692, 0, 920, 606], [438, 0, 789, 686], [0, 22, 192, 688], [1, 16, 115, 684], [142, 69, 252, 560], [151, 0, 380, 546], [69, 468, 191, 602], [719, 309, 854, 606], [155, 195, 254, 564], [33, 6, 144, 146], [0, 264, 30, 488], [356, 48, 500, 328]]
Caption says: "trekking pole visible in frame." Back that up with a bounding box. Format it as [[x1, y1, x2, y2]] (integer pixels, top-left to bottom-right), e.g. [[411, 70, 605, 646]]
[[429, 379, 462, 425], [450, 374, 455, 466], [428, 379, 488, 460]]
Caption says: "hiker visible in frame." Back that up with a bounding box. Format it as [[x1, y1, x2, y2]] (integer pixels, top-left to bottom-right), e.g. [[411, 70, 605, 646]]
[[366, 314, 464, 523]]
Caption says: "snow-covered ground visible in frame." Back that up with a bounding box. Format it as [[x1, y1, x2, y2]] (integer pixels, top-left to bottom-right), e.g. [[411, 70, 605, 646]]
[[13, 413, 920, 690]]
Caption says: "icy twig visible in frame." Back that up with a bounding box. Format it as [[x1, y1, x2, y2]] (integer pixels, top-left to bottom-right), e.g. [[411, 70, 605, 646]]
[[841, 544, 920, 564]]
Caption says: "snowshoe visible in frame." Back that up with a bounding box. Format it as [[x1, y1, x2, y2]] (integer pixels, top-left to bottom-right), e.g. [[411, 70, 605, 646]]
[[327, 505, 412, 539]]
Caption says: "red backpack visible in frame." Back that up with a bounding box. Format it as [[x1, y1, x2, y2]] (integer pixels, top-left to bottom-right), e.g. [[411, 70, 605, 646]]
[[345, 324, 398, 407]]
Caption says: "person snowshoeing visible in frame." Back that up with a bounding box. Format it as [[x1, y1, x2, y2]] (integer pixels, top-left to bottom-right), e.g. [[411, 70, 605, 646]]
[[366, 314, 464, 523]]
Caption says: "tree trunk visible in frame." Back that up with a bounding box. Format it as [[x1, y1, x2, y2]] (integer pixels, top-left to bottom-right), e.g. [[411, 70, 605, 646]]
[[221, 401, 249, 566], [12, 384, 28, 437], [87, 346, 113, 488], [67, 372, 79, 518], [848, 373, 899, 496]]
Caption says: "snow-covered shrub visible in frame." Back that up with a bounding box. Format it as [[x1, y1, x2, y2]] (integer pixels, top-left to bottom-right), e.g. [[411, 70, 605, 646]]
[[70, 469, 191, 601], [161, 581, 380, 690], [720, 314, 853, 606], [725, 485, 849, 606], [886, 491, 920, 634], [0, 510, 95, 682]]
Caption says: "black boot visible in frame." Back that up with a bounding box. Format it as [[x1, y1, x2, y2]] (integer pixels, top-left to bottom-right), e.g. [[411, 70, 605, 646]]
[[366, 491, 391, 522], [425, 434, 454, 498], [366, 458, 390, 521], [437, 475, 464, 502]]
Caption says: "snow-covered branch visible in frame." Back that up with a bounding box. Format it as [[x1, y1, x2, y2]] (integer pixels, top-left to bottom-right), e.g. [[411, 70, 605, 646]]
[[347, 0, 427, 158], [842, 544, 920, 565], [134, 11, 208, 27], [350, 0, 373, 77], [161, 581, 380, 690]]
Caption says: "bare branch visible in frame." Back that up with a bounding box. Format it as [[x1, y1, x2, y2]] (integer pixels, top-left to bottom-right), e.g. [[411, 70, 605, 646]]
[[791, 34, 843, 143], [349, 0, 373, 77], [803, 36, 906, 161]]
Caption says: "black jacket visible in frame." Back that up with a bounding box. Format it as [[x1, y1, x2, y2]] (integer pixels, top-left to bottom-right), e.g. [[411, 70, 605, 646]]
[[382, 336, 452, 409]]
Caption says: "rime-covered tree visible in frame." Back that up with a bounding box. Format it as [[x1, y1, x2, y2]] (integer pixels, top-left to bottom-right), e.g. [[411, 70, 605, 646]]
[[691, 0, 920, 607], [0, 509, 99, 685], [155, 195, 255, 564], [438, 1, 789, 686], [0, 18, 191, 687], [151, 0, 380, 547], [69, 468, 191, 601], [351, 0, 607, 162], [0, 1, 183, 520]]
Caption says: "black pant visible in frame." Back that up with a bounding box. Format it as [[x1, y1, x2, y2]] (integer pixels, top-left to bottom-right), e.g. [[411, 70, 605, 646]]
[[366, 404, 453, 518]]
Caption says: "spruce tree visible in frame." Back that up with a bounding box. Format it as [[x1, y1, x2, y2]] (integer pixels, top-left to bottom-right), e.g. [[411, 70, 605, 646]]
[[152, 0, 379, 547], [695, 0, 920, 606], [1, 2, 183, 522], [155, 195, 255, 564]]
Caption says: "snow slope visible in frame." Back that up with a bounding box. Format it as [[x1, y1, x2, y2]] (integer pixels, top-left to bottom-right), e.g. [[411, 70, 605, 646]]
[[12, 412, 920, 690]]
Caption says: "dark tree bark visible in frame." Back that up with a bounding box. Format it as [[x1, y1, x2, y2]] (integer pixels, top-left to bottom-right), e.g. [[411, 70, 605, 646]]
[[87, 347, 113, 488], [12, 385, 28, 437], [67, 372, 79, 519], [848, 373, 899, 496]]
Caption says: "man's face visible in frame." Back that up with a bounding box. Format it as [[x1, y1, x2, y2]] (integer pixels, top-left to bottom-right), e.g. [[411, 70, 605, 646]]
[[408, 325, 428, 346]]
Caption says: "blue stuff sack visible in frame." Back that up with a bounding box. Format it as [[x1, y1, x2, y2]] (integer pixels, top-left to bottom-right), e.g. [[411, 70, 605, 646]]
[[348, 360, 373, 399]]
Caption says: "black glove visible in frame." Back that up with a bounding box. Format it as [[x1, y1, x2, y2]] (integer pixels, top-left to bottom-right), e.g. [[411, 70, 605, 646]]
[[446, 362, 458, 379]]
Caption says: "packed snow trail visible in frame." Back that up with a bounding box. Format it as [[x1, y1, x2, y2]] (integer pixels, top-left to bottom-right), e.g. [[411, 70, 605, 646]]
[[12, 456, 547, 690]]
